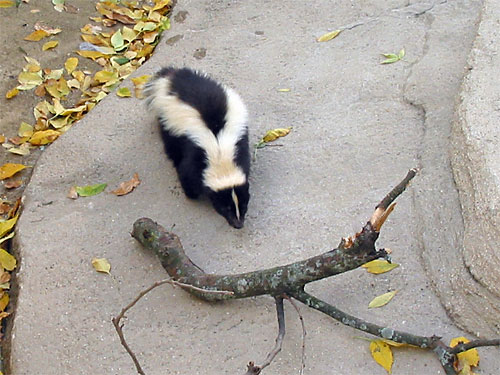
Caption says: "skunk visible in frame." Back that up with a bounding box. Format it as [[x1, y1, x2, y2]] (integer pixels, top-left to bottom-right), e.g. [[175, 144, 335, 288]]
[[145, 67, 250, 229]]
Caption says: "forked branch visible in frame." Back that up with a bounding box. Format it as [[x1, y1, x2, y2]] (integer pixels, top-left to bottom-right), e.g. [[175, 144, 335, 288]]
[[118, 169, 500, 374]]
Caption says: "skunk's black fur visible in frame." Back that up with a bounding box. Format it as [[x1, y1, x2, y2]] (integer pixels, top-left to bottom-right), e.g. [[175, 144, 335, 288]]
[[145, 67, 250, 228]]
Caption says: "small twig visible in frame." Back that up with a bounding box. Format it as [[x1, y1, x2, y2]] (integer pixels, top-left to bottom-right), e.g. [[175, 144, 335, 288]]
[[450, 339, 500, 354], [370, 168, 417, 231], [245, 297, 286, 375], [113, 279, 233, 375], [285, 295, 307, 375]]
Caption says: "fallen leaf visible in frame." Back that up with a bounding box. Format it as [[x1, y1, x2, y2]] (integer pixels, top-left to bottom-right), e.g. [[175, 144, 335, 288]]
[[317, 29, 341, 42], [63, 57, 78, 74], [0, 293, 8, 312], [34, 22, 62, 35], [92, 258, 110, 274], [75, 183, 107, 197], [370, 340, 393, 374], [110, 29, 125, 51], [24, 29, 50, 41], [0, 1, 15, 7], [0, 249, 16, 271], [450, 337, 480, 374], [0, 202, 9, 215], [18, 122, 34, 137], [262, 127, 292, 143], [4, 180, 22, 189], [111, 173, 140, 195], [368, 290, 397, 308], [5, 88, 19, 99], [277, 88, 291, 92], [0, 215, 18, 238], [0, 135, 4, 143], [362, 259, 399, 274], [17, 71, 43, 90], [42, 40, 59, 51], [116, 87, 131, 97], [381, 48, 405, 64], [0, 164, 26, 180], [0, 231, 14, 245], [29, 130, 60, 145], [7, 198, 21, 219], [7, 143, 31, 156]]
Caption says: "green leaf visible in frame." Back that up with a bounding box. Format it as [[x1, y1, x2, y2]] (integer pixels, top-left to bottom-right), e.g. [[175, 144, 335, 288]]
[[381, 49, 405, 64], [75, 183, 107, 197], [398, 48, 405, 59], [368, 290, 397, 308], [113, 57, 130, 65], [116, 87, 131, 97], [111, 30, 125, 51]]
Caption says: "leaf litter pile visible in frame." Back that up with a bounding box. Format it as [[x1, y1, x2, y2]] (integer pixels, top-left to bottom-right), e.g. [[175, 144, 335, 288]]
[[0, 0, 172, 347]]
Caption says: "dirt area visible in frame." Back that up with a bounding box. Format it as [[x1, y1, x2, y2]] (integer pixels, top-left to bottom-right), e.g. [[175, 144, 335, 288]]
[[0, 0, 100, 201]]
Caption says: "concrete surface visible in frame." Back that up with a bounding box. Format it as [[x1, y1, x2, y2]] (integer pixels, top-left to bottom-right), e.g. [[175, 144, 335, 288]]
[[449, 0, 500, 335], [8, 0, 500, 374]]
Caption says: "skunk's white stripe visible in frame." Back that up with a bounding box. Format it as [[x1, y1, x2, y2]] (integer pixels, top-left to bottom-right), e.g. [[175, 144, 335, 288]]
[[231, 188, 240, 221], [148, 76, 247, 191]]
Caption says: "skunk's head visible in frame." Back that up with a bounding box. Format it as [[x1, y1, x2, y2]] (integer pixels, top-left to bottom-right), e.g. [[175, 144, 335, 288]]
[[209, 183, 249, 229]]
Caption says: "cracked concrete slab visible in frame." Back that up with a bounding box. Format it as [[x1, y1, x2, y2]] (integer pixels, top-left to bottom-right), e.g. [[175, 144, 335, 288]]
[[8, 0, 500, 374], [450, 0, 500, 335]]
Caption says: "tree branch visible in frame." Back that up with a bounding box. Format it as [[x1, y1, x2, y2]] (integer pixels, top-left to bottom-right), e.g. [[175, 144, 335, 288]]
[[245, 296, 286, 374], [124, 169, 500, 374], [290, 289, 440, 348]]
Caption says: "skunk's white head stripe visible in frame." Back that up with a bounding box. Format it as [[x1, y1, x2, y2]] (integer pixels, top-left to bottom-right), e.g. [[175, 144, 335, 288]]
[[231, 188, 240, 221], [147, 75, 247, 192]]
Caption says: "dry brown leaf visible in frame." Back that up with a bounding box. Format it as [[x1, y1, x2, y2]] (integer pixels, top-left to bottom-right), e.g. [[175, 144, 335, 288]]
[[67, 186, 78, 199], [111, 173, 140, 196], [4, 180, 22, 189]]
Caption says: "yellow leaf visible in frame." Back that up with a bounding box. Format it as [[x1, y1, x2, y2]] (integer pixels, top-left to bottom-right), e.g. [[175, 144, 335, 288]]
[[0, 1, 15, 8], [368, 290, 397, 308], [18, 122, 34, 137], [24, 29, 50, 41], [370, 340, 393, 374], [42, 40, 58, 51], [76, 50, 107, 60], [362, 259, 399, 274], [63, 57, 78, 74], [116, 87, 131, 97], [0, 164, 26, 180], [0, 135, 4, 143], [7, 144, 30, 156], [131, 75, 151, 86], [262, 127, 292, 143], [92, 258, 111, 274], [277, 88, 291, 92], [94, 70, 118, 83], [0, 293, 8, 312], [17, 71, 43, 88], [0, 215, 19, 238], [450, 337, 480, 371], [317, 29, 341, 42], [0, 249, 16, 271], [29, 130, 60, 145], [5, 88, 19, 99]]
